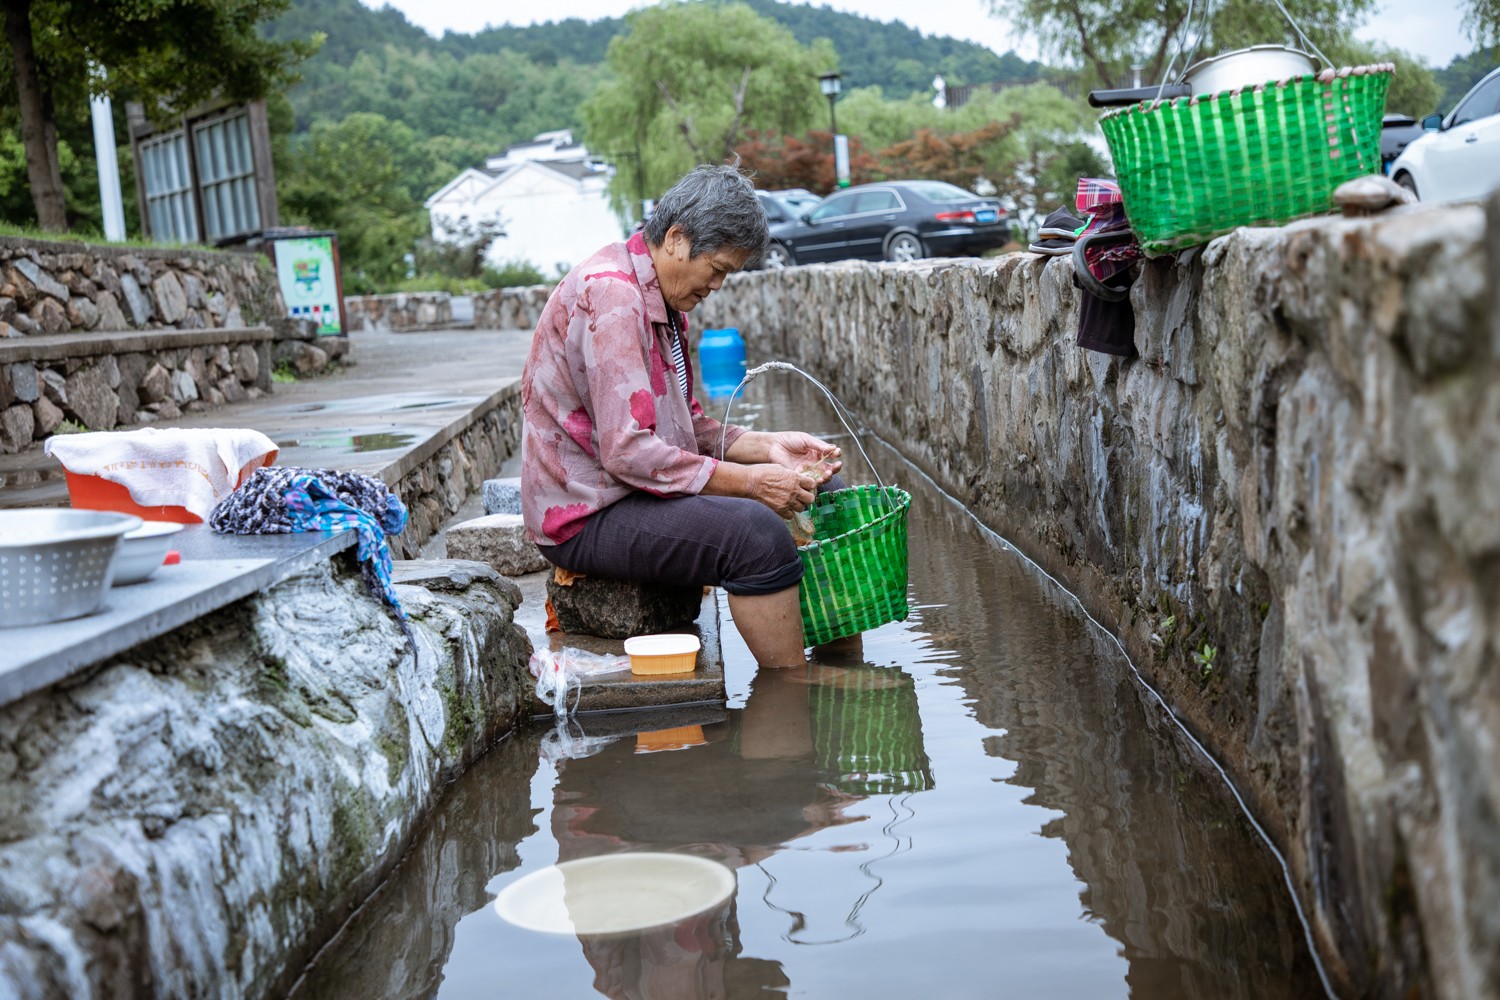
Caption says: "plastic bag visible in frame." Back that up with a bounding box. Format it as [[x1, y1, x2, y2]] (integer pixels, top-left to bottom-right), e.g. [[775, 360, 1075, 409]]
[[529, 647, 631, 718]]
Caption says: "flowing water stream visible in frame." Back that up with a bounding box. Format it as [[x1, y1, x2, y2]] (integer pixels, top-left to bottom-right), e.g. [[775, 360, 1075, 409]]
[[290, 373, 1324, 999]]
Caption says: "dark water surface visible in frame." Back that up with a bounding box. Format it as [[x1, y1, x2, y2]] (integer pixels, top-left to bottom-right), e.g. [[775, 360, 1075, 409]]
[[290, 375, 1324, 1000]]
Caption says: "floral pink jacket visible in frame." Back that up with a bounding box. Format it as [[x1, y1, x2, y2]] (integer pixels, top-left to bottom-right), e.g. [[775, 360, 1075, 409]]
[[521, 232, 746, 546]]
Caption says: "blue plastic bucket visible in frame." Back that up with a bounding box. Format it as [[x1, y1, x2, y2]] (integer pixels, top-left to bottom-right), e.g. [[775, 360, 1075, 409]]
[[697, 327, 746, 398]]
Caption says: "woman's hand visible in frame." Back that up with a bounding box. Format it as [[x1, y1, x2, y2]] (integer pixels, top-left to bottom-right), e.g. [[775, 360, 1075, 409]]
[[765, 431, 842, 482], [753, 464, 819, 519]]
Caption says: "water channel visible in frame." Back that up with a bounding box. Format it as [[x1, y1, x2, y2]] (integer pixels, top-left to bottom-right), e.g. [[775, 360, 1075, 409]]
[[291, 373, 1325, 999]]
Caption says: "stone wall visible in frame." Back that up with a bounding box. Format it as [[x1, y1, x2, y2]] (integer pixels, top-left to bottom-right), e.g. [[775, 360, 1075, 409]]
[[387, 386, 523, 558], [0, 330, 274, 453], [344, 293, 452, 332], [0, 557, 533, 1000], [0, 238, 342, 453], [472, 285, 551, 331], [1, 238, 281, 337], [697, 195, 1500, 1000]]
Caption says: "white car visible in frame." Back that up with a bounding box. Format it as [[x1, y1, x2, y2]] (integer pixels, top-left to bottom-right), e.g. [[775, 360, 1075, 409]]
[[1389, 66, 1500, 203]]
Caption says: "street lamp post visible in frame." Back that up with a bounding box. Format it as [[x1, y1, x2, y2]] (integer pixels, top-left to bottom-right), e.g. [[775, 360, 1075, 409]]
[[818, 71, 841, 138], [818, 71, 849, 189]]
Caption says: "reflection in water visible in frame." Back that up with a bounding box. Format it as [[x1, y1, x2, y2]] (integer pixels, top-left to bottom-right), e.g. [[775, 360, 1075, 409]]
[[291, 373, 1325, 1000]]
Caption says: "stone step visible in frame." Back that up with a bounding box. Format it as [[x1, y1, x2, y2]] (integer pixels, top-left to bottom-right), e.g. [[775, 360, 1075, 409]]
[[0, 476, 67, 509], [481, 476, 521, 515]]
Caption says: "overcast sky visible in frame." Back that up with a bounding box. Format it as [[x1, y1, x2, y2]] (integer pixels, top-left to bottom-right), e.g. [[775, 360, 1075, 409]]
[[366, 0, 1474, 68]]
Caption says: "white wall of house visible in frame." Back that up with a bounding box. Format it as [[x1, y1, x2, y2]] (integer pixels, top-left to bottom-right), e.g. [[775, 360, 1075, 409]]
[[426, 160, 624, 278]]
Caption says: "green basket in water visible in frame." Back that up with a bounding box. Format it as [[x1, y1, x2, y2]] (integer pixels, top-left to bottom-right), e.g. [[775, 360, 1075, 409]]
[[798, 484, 911, 647], [809, 668, 933, 795], [1098, 64, 1391, 256]]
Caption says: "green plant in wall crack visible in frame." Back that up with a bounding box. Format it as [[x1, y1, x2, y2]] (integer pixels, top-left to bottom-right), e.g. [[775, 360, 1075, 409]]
[[1192, 643, 1218, 681], [1151, 614, 1177, 649], [272, 362, 298, 384]]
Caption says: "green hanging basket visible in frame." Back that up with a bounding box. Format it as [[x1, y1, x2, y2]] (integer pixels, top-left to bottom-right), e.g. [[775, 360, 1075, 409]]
[[798, 484, 911, 646], [1098, 64, 1392, 256]]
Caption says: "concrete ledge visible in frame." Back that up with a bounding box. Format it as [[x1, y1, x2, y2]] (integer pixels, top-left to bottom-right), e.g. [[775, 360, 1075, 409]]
[[0, 525, 356, 706], [0, 325, 275, 364]]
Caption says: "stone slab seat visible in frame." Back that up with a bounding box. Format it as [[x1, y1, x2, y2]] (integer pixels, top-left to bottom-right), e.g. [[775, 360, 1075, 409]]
[[546, 571, 703, 640]]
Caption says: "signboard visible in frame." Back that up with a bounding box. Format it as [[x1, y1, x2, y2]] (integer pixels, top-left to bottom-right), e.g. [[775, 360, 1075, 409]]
[[272, 235, 343, 336]]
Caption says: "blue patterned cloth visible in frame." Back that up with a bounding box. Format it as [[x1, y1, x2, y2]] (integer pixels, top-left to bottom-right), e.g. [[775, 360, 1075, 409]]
[[210, 466, 411, 628], [282, 472, 409, 615]]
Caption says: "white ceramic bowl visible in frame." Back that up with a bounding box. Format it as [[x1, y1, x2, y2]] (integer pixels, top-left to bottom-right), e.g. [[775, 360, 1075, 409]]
[[493, 853, 735, 935], [112, 521, 183, 586]]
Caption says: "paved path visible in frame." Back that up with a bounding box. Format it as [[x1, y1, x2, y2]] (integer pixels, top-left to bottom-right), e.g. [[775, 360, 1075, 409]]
[[0, 325, 534, 505]]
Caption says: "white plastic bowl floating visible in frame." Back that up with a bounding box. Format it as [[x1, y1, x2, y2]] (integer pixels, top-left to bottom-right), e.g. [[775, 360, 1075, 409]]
[[493, 853, 735, 936], [623, 633, 701, 676], [0, 509, 141, 627], [112, 521, 184, 586]]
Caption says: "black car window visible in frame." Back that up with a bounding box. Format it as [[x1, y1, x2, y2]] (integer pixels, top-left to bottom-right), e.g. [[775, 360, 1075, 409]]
[[1452, 76, 1500, 126], [853, 190, 901, 213], [902, 181, 980, 203], [809, 193, 858, 221]]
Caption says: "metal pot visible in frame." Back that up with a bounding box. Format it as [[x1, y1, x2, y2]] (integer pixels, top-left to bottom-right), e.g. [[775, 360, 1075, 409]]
[[1180, 44, 1318, 95], [1088, 44, 1320, 107]]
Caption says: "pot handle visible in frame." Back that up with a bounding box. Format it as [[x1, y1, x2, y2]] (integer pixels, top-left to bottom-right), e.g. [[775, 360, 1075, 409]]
[[1089, 84, 1192, 107]]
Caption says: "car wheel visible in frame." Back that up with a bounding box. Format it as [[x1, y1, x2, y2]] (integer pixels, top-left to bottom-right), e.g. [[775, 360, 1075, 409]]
[[762, 241, 793, 269], [885, 232, 924, 263], [1395, 172, 1419, 200]]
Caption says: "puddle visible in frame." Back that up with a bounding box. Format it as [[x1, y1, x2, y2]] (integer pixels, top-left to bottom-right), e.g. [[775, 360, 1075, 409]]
[[276, 431, 418, 453]]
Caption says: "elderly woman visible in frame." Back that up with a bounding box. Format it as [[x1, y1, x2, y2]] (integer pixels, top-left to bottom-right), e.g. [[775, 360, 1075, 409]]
[[521, 165, 842, 667]]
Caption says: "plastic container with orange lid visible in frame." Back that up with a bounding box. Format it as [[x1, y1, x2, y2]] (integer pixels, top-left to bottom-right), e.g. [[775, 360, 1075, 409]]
[[624, 633, 701, 676]]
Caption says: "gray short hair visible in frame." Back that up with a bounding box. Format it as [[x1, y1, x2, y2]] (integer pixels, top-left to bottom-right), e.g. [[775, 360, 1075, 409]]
[[642, 165, 768, 257]]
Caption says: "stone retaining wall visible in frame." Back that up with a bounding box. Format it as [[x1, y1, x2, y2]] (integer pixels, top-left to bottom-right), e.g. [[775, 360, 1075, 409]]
[[386, 385, 522, 558], [0, 329, 274, 453], [1, 238, 281, 337], [343, 293, 451, 332], [0, 238, 342, 453], [472, 285, 551, 331], [697, 195, 1500, 1000], [0, 557, 532, 999]]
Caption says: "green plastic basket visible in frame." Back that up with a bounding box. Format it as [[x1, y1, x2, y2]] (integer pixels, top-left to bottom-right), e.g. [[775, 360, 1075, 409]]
[[798, 484, 911, 646], [1098, 64, 1392, 256], [809, 667, 933, 795]]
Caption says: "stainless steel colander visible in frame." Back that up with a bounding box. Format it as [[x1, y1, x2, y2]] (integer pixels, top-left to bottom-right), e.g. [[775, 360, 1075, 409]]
[[0, 509, 142, 627]]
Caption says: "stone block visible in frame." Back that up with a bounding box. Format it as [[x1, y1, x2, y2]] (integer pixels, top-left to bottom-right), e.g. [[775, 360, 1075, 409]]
[[32, 395, 63, 437], [8, 363, 38, 404], [445, 513, 548, 577], [95, 291, 128, 331], [13, 257, 68, 301], [481, 476, 523, 515], [64, 365, 118, 431], [68, 295, 100, 330], [1, 404, 35, 452], [546, 574, 702, 640], [29, 297, 68, 333], [119, 272, 151, 327]]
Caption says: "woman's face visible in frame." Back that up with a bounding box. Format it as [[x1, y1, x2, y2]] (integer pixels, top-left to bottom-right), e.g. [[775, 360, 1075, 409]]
[[654, 224, 752, 313]]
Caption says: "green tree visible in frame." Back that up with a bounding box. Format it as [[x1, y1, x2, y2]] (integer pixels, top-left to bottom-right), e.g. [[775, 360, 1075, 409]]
[[276, 112, 431, 290], [580, 0, 835, 218], [1, 0, 314, 231], [1461, 0, 1498, 47], [984, 0, 1377, 89]]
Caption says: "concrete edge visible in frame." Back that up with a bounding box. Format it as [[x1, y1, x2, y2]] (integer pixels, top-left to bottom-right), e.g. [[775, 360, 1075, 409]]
[[0, 325, 276, 363]]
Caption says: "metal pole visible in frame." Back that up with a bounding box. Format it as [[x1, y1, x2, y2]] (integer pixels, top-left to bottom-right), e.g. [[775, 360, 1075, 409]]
[[89, 69, 126, 241], [828, 96, 838, 141]]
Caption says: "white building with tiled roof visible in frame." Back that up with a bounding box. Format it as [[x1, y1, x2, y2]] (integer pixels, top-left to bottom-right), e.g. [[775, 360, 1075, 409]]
[[425, 130, 623, 277]]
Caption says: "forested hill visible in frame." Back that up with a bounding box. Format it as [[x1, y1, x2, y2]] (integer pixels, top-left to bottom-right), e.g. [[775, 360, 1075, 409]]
[[266, 0, 1044, 129]]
